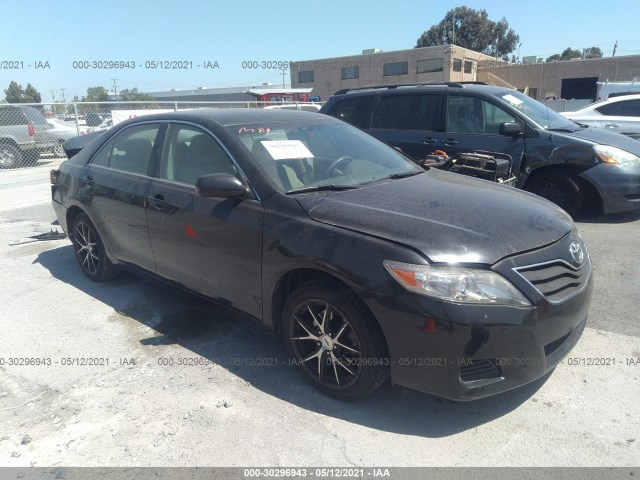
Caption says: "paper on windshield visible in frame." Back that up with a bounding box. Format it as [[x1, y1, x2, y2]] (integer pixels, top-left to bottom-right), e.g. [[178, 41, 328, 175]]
[[260, 140, 314, 160], [502, 94, 523, 106]]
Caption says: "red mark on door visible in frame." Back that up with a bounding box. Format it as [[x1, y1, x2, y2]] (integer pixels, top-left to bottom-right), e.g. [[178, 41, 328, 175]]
[[184, 224, 197, 238]]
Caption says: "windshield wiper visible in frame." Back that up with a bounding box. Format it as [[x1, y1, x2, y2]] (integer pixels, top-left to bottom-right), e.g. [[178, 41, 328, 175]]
[[285, 184, 360, 195], [388, 170, 424, 179]]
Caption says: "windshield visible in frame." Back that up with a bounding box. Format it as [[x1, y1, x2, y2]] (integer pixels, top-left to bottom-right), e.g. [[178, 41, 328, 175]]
[[226, 119, 423, 193], [495, 90, 579, 131]]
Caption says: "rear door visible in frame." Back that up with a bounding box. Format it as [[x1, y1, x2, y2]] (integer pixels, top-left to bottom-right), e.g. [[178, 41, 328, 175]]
[[367, 93, 444, 161], [146, 122, 264, 319], [79, 122, 163, 272]]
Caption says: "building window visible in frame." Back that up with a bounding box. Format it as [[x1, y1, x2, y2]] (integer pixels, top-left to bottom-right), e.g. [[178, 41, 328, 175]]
[[452, 59, 462, 72], [416, 58, 444, 73], [341, 66, 359, 80], [383, 61, 408, 76], [464, 60, 474, 74], [298, 71, 314, 83]]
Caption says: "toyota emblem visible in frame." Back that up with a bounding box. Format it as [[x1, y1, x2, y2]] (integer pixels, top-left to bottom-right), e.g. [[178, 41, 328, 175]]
[[569, 241, 584, 265]]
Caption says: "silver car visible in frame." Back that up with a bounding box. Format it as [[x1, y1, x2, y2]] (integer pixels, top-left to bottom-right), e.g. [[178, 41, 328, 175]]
[[560, 94, 640, 140]]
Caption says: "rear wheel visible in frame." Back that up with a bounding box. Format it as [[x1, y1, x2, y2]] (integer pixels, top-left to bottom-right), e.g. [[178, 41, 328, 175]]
[[526, 171, 584, 217], [0, 144, 23, 168], [283, 281, 389, 400], [71, 213, 118, 282]]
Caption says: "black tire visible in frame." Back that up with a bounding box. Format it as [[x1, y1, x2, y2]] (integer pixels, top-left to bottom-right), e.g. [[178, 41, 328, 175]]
[[71, 213, 119, 282], [0, 143, 23, 168], [525, 171, 584, 217], [283, 280, 389, 400]]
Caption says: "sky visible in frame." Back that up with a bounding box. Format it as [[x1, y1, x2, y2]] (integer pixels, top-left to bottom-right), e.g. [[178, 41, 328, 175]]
[[2, 0, 639, 102]]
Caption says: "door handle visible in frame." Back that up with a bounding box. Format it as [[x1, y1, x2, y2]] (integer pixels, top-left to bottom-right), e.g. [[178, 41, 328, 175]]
[[444, 139, 459, 146], [422, 137, 437, 144], [147, 194, 167, 207], [604, 123, 619, 128], [82, 175, 94, 185]]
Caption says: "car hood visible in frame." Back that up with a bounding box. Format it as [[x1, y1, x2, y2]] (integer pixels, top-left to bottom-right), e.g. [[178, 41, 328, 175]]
[[558, 125, 640, 155], [297, 170, 573, 265]]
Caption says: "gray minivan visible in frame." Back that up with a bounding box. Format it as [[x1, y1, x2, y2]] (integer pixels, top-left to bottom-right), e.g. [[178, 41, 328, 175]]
[[320, 83, 640, 216]]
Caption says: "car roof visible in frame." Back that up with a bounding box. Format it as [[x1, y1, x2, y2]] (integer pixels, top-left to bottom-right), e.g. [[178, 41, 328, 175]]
[[329, 82, 514, 98], [128, 108, 332, 127]]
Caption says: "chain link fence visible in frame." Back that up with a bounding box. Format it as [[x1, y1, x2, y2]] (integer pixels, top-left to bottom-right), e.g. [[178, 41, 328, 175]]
[[0, 101, 323, 170]]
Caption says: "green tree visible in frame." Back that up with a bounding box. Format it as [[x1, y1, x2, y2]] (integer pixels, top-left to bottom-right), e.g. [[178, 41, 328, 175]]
[[560, 47, 582, 60], [24, 84, 42, 103], [584, 46, 603, 59], [415, 6, 520, 59], [83, 86, 109, 102], [118, 88, 154, 101], [4, 81, 42, 103], [547, 48, 582, 62]]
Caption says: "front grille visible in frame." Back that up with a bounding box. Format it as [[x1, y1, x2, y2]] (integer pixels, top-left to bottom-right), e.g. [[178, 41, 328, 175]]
[[513, 258, 591, 304], [459, 359, 502, 383]]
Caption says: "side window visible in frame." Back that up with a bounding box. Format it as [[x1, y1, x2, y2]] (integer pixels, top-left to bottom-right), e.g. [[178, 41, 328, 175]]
[[326, 96, 375, 129], [0, 107, 27, 126], [108, 124, 160, 175], [595, 103, 615, 115], [597, 99, 640, 117], [160, 124, 237, 185], [371, 94, 439, 131], [447, 95, 517, 134], [90, 138, 114, 167]]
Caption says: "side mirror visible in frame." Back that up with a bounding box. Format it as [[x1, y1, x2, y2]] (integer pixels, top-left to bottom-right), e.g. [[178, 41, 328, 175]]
[[196, 173, 249, 198], [499, 122, 522, 137], [498, 122, 522, 137]]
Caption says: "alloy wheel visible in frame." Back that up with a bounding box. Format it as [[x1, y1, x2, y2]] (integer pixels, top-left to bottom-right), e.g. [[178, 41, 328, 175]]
[[74, 221, 100, 275], [289, 299, 363, 390]]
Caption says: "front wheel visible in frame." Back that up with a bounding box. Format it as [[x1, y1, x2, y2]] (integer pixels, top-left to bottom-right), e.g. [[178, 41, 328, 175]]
[[71, 213, 119, 282], [525, 171, 584, 217], [283, 281, 389, 400]]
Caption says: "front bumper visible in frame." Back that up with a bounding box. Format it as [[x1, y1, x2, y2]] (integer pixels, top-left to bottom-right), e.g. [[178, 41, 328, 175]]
[[580, 163, 640, 214], [366, 234, 593, 400]]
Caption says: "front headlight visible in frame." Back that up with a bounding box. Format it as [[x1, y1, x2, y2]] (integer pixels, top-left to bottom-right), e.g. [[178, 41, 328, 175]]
[[594, 145, 640, 166], [383, 260, 531, 307]]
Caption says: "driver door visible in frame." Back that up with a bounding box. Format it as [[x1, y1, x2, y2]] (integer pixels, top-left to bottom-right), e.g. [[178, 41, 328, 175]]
[[146, 123, 264, 319]]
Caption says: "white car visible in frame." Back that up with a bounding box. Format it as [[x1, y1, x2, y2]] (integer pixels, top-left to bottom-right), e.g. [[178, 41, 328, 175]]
[[560, 94, 640, 140], [46, 118, 85, 157]]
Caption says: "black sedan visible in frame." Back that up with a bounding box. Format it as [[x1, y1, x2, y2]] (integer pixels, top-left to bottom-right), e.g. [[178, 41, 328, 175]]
[[51, 109, 593, 400]]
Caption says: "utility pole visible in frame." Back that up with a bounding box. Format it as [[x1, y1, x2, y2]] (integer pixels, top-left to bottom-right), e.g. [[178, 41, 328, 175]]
[[280, 68, 287, 88], [111, 78, 119, 100], [612, 41, 618, 58], [50, 90, 57, 114]]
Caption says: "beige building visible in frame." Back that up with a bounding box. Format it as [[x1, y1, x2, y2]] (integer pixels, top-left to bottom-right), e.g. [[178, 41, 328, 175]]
[[290, 46, 498, 101], [477, 55, 640, 100], [291, 46, 640, 102]]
